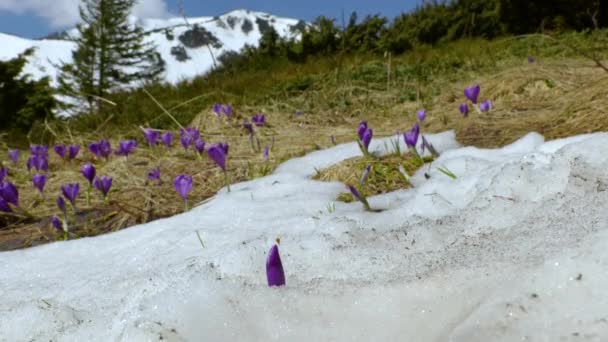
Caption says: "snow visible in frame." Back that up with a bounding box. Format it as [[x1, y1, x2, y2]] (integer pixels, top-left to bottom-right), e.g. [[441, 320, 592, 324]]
[[1, 130, 608, 341], [0, 10, 302, 87]]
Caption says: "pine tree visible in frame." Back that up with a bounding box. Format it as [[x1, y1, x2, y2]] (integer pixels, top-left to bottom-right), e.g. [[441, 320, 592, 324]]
[[58, 0, 165, 114]]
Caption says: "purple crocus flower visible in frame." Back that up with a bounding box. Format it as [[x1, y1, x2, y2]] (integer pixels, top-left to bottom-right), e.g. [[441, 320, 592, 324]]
[[180, 127, 200, 150], [243, 121, 253, 134], [357, 121, 368, 140], [68, 145, 80, 160], [361, 128, 373, 151], [194, 139, 206, 154], [8, 149, 19, 165], [348, 184, 363, 203], [61, 183, 80, 206], [360, 165, 371, 186], [93, 176, 113, 198], [88, 142, 101, 158], [27, 155, 48, 172], [404, 123, 420, 148], [252, 114, 265, 127], [0, 198, 10, 212], [480, 100, 492, 112], [0, 168, 7, 183], [207, 143, 227, 171], [99, 140, 112, 159], [222, 104, 233, 118], [57, 196, 66, 214], [417, 109, 426, 122], [263, 146, 269, 161], [180, 134, 193, 150], [212, 103, 222, 117], [32, 174, 47, 193], [0, 181, 19, 207], [30, 145, 48, 157], [115, 140, 137, 157], [161, 132, 174, 148], [51, 216, 62, 231], [266, 244, 285, 287], [81, 163, 96, 184], [147, 167, 161, 182], [144, 129, 159, 147], [464, 84, 481, 104], [528, 56, 536, 63], [54, 144, 67, 159], [459, 103, 469, 117], [173, 174, 193, 204]]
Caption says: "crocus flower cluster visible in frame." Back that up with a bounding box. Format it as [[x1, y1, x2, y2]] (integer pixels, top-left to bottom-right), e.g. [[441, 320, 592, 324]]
[[357, 121, 373, 156], [115, 140, 137, 158], [212, 104, 233, 118], [266, 244, 285, 287], [27, 145, 49, 172], [460, 84, 493, 115], [180, 127, 201, 151], [89, 140, 112, 160]]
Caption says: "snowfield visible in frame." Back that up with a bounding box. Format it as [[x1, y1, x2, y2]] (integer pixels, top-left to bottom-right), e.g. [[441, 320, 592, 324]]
[[1, 131, 608, 341]]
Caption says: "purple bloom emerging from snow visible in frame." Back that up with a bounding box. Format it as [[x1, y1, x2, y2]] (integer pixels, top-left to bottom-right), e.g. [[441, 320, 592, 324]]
[[417, 109, 427, 122], [0, 181, 19, 207], [57, 196, 66, 213], [266, 244, 285, 287], [144, 129, 159, 147], [51, 216, 62, 231], [348, 184, 363, 203], [263, 145, 269, 161], [68, 145, 80, 160], [54, 144, 67, 159], [480, 100, 492, 112], [459, 103, 469, 117], [8, 149, 19, 165], [222, 105, 233, 118], [32, 174, 47, 193], [161, 132, 174, 148], [357, 121, 368, 140], [360, 165, 371, 186], [0, 168, 7, 183], [27, 155, 48, 172], [115, 140, 137, 157], [173, 174, 193, 203], [93, 176, 113, 197], [30, 145, 48, 157], [207, 143, 228, 171], [464, 84, 481, 104], [361, 128, 373, 151], [81, 163, 96, 184], [147, 167, 161, 182], [61, 183, 80, 206], [404, 123, 420, 148], [194, 139, 206, 154], [212, 103, 222, 117], [252, 114, 265, 127]]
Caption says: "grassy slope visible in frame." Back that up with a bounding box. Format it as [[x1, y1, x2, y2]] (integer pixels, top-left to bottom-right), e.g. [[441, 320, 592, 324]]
[[2, 31, 608, 250]]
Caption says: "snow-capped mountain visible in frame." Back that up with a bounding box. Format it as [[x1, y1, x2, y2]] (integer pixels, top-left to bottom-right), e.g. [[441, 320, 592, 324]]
[[0, 9, 306, 86]]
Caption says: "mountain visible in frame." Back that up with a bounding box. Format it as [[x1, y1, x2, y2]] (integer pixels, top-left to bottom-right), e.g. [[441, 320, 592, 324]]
[[0, 9, 306, 86]]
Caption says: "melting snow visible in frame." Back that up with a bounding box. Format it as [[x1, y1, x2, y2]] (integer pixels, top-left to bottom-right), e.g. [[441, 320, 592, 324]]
[[1, 131, 608, 341]]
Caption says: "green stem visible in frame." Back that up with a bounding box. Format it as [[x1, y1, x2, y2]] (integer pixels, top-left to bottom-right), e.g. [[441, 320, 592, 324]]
[[87, 184, 91, 207], [224, 170, 231, 193], [184, 199, 189, 212]]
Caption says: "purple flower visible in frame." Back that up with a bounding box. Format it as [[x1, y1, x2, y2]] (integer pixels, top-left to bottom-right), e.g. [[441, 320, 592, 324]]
[[88, 142, 101, 158], [348, 184, 363, 203], [144, 129, 159, 147], [0, 168, 7, 183], [528, 56, 536, 63], [173, 174, 193, 203], [51, 216, 62, 231], [243, 121, 253, 134], [57, 196, 66, 213], [93, 176, 112, 197], [295, 110, 304, 116], [8, 149, 19, 165], [0, 198, 11, 212], [222, 105, 233, 118], [161, 132, 174, 148], [404, 123, 420, 148], [115, 140, 137, 157], [480, 100, 492, 112], [30, 145, 48, 157], [212, 103, 222, 117], [0, 181, 19, 207], [417, 109, 426, 122], [252, 114, 265, 127], [54, 144, 67, 159], [147, 167, 161, 182], [89, 140, 112, 159], [27, 155, 48, 172], [361, 128, 373, 151], [360, 165, 371, 186], [68, 145, 80, 160], [263, 146, 269, 161], [180, 127, 200, 150], [357, 121, 368, 140], [207, 143, 228, 171], [81, 163, 96, 184], [459, 103, 469, 117], [32, 174, 47, 193], [464, 84, 481, 104], [266, 244, 285, 287], [194, 139, 206, 154], [61, 183, 80, 206]]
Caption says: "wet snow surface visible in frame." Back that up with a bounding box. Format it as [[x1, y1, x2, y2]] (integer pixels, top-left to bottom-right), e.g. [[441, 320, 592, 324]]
[[1, 131, 608, 341]]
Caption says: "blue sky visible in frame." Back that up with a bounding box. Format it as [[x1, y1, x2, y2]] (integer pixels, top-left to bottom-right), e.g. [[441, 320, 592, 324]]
[[0, 0, 419, 39]]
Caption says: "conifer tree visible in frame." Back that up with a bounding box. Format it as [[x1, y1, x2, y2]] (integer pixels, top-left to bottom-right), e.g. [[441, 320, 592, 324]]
[[58, 0, 165, 114]]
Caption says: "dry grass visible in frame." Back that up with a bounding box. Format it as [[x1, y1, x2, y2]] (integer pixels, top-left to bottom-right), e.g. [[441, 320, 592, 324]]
[[2, 37, 608, 250]]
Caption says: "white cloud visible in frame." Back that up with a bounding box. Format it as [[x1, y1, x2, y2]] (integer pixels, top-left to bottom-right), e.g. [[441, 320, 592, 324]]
[[0, 0, 170, 28]]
